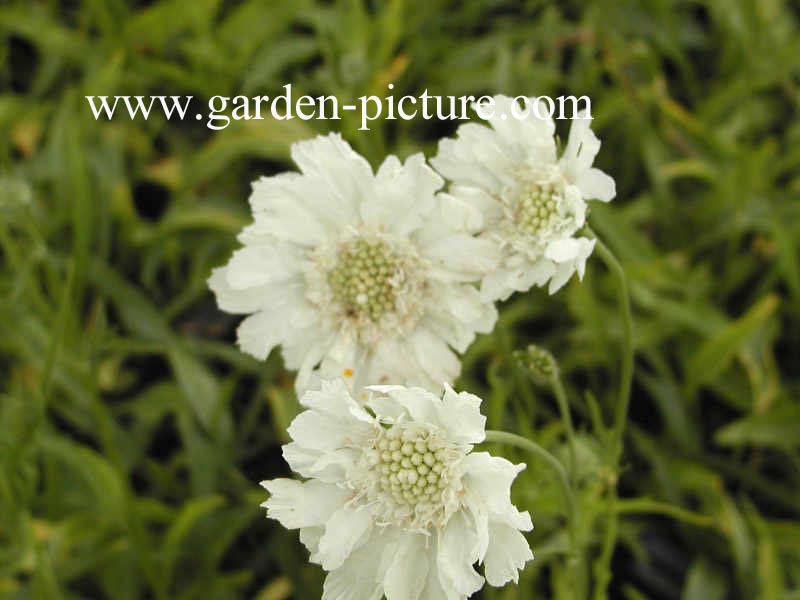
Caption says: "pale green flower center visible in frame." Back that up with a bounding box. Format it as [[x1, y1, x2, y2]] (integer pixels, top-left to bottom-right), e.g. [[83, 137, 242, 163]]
[[328, 237, 401, 323], [514, 181, 561, 237], [362, 423, 462, 530]]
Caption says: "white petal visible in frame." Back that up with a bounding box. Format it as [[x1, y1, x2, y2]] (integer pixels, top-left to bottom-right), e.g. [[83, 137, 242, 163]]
[[545, 238, 581, 263], [435, 189, 496, 233], [420, 234, 500, 282], [575, 167, 616, 202], [208, 266, 267, 314], [287, 406, 369, 453], [382, 533, 430, 600], [300, 379, 374, 423], [290, 133, 372, 220], [423, 284, 497, 352], [431, 124, 512, 193], [248, 173, 332, 245], [546, 237, 595, 294], [317, 505, 374, 571], [362, 153, 442, 236], [419, 547, 462, 600], [436, 511, 484, 596], [282, 442, 359, 483], [260, 478, 348, 530], [559, 113, 601, 181], [224, 244, 297, 289], [485, 95, 557, 163], [236, 309, 291, 360], [575, 238, 596, 278], [547, 263, 575, 295], [322, 529, 392, 600], [483, 521, 534, 587], [479, 266, 518, 302], [408, 329, 461, 390], [461, 452, 532, 531], [480, 260, 555, 302], [368, 385, 442, 428], [440, 384, 486, 445], [299, 526, 324, 558]]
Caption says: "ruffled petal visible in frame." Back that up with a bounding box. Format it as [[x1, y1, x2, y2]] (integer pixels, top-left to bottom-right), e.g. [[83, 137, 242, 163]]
[[559, 113, 601, 181], [322, 529, 392, 600], [545, 237, 596, 294], [484, 95, 557, 164], [366, 385, 441, 428], [362, 153, 442, 236], [419, 545, 462, 600], [436, 511, 484, 596], [382, 533, 430, 600], [480, 260, 555, 302], [248, 172, 333, 245], [419, 233, 500, 283], [544, 238, 582, 263], [260, 478, 348, 530], [282, 442, 357, 483], [207, 266, 267, 314], [236, 309, 292, 360], [575, 167, 616, 202], [317, 505, 374, 571], [483, 520, 534, 587], [300, 379, 374, 423], [431, 123, 512, 193], [435, 189, 497, 233], [461, 452, 532, 531], [290, 133, 373, 221], [423, 284, 497, 352], [440, 384, 486, 445], [408, 329, 461, 390], [225, 245, 293, 289], [287, 405, 370, 453]]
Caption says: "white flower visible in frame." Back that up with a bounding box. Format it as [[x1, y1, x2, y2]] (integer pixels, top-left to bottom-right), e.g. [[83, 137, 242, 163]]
[[431, 95, 615, 300], [208, 134, 498, 395], [261, 380, 533, 600]]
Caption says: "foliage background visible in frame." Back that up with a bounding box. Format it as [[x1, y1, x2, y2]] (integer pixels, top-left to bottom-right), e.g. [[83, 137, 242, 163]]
[[2, 0, 800, 598]]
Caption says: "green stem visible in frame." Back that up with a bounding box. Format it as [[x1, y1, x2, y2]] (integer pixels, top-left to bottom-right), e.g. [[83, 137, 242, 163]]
[[589, 233, 634, 461], [585, 229, 635, 600], [551, 375, 578, 476], [593, 485, 617, 600]]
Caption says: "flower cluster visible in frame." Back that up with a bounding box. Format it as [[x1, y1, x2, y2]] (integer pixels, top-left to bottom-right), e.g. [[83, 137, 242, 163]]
[[209, 96, 613, 396], [209, 94, 615, 599], [209, 134, 497, 396], [262, 381, 533, 599]]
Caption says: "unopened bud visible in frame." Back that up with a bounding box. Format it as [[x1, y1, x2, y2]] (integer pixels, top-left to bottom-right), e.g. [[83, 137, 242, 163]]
[[514, 344, 559, 385]]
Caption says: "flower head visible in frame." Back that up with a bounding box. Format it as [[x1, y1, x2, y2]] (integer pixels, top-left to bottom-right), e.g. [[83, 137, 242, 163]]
[[431, 95, 615, 299], [261, 380, 533, 599], [209, 134, 498, 395]]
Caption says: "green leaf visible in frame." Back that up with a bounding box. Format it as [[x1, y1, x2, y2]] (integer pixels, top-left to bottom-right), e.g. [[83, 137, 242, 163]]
[[682, 559, 727, 600], [686, 294, 779, 389], [715, 404, 800, 450]]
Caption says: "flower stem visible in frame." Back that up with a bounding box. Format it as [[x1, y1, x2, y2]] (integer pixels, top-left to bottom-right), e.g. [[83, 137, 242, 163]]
[[585, 229, 635, 600], [589, 233, 634, 461], [551, 375, 578, 476]]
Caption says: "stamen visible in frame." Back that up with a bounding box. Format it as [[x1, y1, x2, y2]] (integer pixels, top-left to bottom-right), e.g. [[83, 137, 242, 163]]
[[357, 423, 464, 531], [515, 180, 562, 237]]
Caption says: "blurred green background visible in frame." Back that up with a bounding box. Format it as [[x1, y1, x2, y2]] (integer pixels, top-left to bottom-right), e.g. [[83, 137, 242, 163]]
[[2, 1, 800, 598]]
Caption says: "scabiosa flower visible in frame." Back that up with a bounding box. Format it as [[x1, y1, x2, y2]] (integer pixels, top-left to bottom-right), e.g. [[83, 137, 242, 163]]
[[261, 380, 533, 599], [208, 134, 498, 394], [431, 95, 616, 300]]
